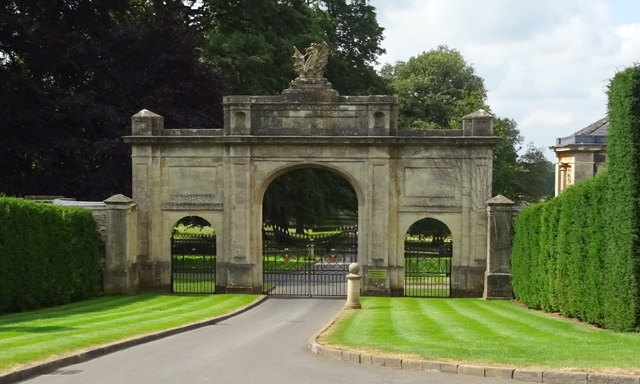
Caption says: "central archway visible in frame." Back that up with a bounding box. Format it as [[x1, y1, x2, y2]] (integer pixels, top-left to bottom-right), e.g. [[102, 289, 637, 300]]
[[261, 166, 358, 296]]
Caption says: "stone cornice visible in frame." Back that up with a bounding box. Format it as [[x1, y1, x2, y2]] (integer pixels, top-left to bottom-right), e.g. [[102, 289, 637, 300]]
[[123, 135, 500, 146]]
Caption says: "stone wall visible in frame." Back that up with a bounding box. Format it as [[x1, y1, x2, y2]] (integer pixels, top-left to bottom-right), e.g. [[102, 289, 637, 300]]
[[53, 199, 107, 242]]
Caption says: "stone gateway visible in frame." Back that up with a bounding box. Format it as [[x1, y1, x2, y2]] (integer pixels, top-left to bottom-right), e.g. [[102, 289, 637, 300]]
[[112, 44, 503, 297]]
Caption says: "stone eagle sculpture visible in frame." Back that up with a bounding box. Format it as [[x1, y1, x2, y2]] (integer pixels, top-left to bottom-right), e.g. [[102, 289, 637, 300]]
[[291, 42, 330, 84]]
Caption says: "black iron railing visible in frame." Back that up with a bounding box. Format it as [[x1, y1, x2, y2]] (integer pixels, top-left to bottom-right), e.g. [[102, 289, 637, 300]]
[[171, 233, 216, 294], [263, 225, 357, 296], [404, 240, 452, 297]]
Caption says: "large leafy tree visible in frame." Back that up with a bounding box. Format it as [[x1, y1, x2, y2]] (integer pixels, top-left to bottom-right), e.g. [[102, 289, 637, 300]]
[[492, 118, 523, 199], [512, 144, 555, 204], [0, 0, 223, 200], [199, 0, 320, 95], [380, 45, 552, 203], [311, 0, 389, 94], [380, 45, 487, 129], [200, 0, 388, 95]]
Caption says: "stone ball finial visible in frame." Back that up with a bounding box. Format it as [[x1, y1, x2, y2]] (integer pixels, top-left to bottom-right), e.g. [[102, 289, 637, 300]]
[[348, 262, 360, 275]]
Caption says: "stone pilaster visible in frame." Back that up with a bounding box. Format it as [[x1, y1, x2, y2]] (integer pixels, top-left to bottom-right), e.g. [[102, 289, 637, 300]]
[[483, 195, 515, 299], [103, 194, 138, 294]]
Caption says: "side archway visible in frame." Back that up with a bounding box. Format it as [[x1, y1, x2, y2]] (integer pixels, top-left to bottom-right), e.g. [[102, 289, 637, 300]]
[[404, 218, 452, 297], [171, 216, 217, 294]]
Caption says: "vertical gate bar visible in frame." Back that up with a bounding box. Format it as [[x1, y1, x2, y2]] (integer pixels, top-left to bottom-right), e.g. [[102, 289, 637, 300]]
[[170, 238, 175, 293]]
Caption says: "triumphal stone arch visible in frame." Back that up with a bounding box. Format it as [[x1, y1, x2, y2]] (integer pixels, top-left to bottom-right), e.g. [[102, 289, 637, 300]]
[[122, 44, 498, 297]]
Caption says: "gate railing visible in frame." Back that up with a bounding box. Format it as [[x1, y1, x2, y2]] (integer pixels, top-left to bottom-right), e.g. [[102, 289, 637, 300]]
[[404, 240, 452, 297], [263, 225, 357, 296], [171, 233, 216, 294]]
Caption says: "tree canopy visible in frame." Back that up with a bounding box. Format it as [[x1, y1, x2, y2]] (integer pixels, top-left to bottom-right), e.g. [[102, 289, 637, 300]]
[[380, 45, 487, 129], [0, 0, 223, 200], [381, 46, 553, 203], [0, 0, 387, 201], [199, 0, 388, 95]]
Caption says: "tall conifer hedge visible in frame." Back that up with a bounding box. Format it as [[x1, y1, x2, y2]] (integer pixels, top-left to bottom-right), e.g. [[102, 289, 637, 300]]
[[603, 65, 640, 330], [0, 197, 101, 313], [512, 65, 640, 331]]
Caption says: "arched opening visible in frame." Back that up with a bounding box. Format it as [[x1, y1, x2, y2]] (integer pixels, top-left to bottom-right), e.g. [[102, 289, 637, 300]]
[[171, 216, 216, 294], [261, 167, 358, 296], [404, 218, 452, 297]]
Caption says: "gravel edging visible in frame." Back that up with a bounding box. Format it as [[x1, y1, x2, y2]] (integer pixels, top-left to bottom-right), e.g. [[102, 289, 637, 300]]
[[308, 307, 640, 384], [0, 295, 268, 384]]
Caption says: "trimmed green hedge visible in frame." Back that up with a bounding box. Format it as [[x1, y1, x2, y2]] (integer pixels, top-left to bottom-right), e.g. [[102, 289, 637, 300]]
[[512, 65, 640, 331], [0, 197, 101, 313], [604, 64, 640, 331], [512, 174, 609, 326]]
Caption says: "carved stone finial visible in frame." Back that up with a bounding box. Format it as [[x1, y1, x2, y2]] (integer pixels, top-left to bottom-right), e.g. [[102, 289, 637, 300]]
[[291, 42, 331, 86]]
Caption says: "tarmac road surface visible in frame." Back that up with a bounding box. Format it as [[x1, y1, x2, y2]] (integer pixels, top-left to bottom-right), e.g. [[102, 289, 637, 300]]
[[22, 297, 514, 384]]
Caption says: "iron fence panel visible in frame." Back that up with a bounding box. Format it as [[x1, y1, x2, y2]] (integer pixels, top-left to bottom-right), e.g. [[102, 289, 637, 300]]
[[263, 226, 357, 296], [404, 240, 452, 297], [171, 234, 216, 294]]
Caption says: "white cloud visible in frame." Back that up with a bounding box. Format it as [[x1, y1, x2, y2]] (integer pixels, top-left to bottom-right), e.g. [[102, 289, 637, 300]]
[[369, 0, 640, 160]]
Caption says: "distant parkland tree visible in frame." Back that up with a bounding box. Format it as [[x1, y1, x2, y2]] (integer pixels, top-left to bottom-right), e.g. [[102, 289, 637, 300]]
[[381, 45, 553, 204]]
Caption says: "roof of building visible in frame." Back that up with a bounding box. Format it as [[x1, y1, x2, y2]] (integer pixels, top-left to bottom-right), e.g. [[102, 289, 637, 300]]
[[553, 117, 608, 147]]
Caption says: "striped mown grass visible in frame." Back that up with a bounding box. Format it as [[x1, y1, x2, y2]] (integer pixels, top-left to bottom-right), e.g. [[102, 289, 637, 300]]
[[322, 297, 640, 375], [0, 293, 260, 373]]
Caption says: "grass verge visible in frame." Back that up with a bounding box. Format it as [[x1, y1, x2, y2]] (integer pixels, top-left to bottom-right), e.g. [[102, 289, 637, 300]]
[[321, 297, 640, 375], [0, 293, 260, 373]]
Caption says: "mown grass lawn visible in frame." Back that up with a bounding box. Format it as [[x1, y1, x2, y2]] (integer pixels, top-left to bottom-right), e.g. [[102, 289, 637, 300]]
[[0, 293, 260, 373], [321, 297, 640, 375]]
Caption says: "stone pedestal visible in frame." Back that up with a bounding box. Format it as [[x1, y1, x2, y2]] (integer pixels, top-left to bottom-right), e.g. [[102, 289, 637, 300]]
[[345, 263, 362, 309], [483, 195, 515, 300]]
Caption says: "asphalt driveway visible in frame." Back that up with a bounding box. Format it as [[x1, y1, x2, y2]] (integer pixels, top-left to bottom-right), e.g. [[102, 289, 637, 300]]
[[21, 297, 513, 384]]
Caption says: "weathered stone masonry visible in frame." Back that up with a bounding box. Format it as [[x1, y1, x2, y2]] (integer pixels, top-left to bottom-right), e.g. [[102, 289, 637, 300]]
[[117, 78, 501, 297]]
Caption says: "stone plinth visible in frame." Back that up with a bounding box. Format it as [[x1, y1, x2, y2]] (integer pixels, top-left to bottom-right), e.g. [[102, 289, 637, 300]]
[[103, 194, 138, 294], [483, 195, 515, 300]]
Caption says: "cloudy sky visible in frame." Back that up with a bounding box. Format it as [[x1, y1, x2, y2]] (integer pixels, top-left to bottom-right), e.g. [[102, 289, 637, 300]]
[[368, 0, 640, 159]]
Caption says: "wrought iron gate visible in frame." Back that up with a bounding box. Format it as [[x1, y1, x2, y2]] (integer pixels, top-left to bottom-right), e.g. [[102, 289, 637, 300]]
[[171, 233, 216, 293], [404, 239, 452, 297], [263, 225, 357, 296]]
